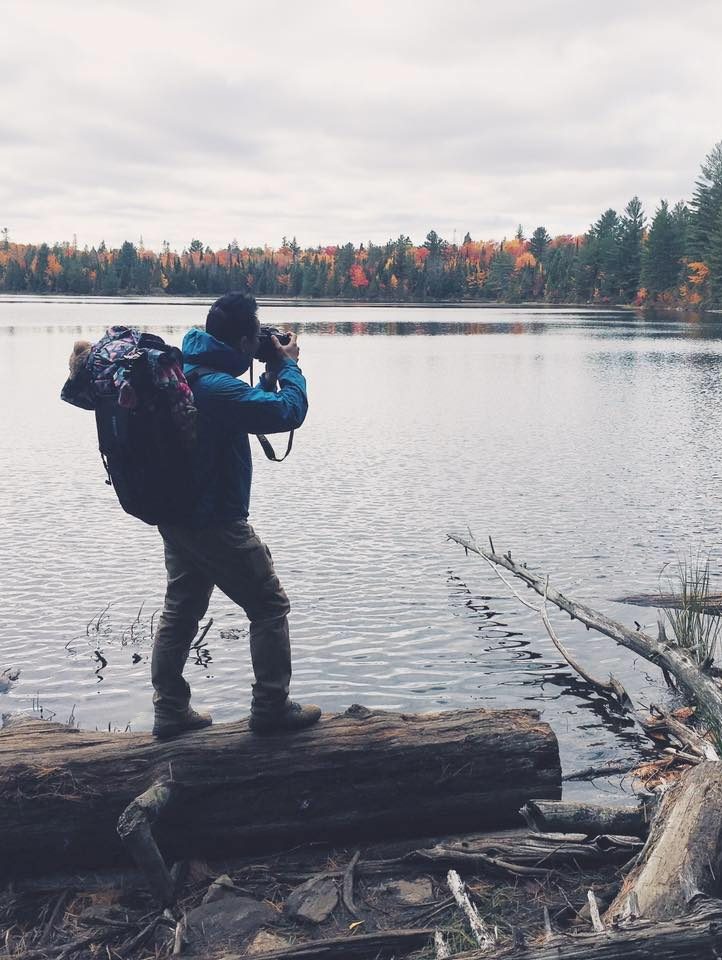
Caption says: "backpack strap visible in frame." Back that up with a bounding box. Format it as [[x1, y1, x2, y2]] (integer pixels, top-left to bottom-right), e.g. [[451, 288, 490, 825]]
[[187, 367, 294, 462]]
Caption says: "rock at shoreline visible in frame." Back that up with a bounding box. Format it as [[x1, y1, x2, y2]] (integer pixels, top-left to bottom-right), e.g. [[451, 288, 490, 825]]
[[186, 897, 275, 948], [285, 875, 339, 924]]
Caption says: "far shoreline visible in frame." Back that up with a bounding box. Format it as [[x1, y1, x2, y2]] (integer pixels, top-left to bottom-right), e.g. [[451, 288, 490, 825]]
[[0, 294, 717, 316]]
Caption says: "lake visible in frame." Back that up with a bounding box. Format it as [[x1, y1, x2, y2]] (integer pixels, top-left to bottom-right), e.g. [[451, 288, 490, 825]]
[[2, 298, 721, 798]]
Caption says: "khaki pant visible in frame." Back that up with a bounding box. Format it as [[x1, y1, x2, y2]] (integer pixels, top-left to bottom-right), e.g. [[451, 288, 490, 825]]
[[152, 519, 292, 720]]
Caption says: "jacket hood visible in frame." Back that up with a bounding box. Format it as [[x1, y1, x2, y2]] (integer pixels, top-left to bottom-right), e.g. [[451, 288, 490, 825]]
[[182, 327, 251, 377]]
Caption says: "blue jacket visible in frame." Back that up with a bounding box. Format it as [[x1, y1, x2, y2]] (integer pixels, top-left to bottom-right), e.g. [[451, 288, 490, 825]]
[[181, 327, 308, 523]]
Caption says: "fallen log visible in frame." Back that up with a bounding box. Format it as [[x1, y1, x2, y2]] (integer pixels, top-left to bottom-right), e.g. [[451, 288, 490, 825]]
[[459, 898, 722, 960], [521, 799, 651, 838], [219, 928, 435, 960], [616, 591, 722, 614], [0, 706, 560, 879], [606, 761, 722, 922]]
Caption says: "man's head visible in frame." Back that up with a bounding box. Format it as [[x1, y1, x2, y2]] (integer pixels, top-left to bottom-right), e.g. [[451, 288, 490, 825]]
[[206, 293, 260, 356]]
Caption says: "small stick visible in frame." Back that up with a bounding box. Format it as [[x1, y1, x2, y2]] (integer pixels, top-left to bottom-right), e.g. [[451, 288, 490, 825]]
[[192, 618, 213, 649], [543, 905, 554, 942], [172, 912, 186, 956], [447, 869, 495, 950], [434, 929, 451, 959], [38, 890, 71, 945], [118, 916, 161, 957], [587, 890, 604, 932], [342, 850, 361, 918]]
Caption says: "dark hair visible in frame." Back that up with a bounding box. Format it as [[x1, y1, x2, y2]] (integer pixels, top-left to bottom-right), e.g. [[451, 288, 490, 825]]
[[206, 292, 258, 345]]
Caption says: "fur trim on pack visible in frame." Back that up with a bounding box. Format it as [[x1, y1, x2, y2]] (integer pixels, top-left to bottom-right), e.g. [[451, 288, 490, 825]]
[[69, 340, 92, 378]]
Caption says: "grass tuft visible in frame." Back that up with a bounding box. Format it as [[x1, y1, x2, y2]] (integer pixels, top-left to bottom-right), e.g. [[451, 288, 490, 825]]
[[660, 551, 722, 670]]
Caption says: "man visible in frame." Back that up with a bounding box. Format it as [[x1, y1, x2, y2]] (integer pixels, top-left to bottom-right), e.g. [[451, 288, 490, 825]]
[[151, 292, 321, 738]]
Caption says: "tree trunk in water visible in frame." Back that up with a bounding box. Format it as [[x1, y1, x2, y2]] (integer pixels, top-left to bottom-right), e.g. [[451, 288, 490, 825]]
[[0, 706, 560, 877], [605, 762, 722, 922]]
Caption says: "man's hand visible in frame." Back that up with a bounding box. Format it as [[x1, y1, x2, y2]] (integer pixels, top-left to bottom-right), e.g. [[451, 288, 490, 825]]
[[270, 332, 300, 366]]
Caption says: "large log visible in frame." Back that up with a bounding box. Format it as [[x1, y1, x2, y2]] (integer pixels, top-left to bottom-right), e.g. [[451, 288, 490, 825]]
[[461, 899, 722, 960], [605, 762, 722, 922], [0, 706, 560, 877]]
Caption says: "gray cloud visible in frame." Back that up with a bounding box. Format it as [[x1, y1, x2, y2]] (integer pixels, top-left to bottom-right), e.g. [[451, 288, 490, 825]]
[[2, 0, 721, 249]]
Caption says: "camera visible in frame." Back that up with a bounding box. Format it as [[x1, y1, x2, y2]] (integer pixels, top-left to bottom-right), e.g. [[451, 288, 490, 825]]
[[255, 326, 292, 364]]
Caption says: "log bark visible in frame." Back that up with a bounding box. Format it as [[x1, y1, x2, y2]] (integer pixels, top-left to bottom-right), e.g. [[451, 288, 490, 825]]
[[461, 899, 722, 960], [0, 706, 560, 877], [605, 762, 722, 922]]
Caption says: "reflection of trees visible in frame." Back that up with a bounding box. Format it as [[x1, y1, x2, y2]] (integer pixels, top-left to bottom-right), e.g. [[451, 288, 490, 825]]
[[276, 319, 556, 337]]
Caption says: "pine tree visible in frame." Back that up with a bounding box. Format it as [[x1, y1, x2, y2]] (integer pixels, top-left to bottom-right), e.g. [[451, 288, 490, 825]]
[[529, 227, 551, 263], [707, 206, 722, 306], [485, 250, 514, 300], [643, 200, 684, 299], [689, 141, 722, 262], [618, 197, 645, 302], [588, 209, 621, 300]]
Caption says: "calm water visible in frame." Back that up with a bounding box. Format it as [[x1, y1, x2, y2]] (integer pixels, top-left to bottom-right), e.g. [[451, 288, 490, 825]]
[[3, 298, 722, 799]]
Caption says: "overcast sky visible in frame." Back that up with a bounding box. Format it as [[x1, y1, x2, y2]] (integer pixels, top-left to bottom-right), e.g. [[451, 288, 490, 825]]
[[2, 0, 721, 251]]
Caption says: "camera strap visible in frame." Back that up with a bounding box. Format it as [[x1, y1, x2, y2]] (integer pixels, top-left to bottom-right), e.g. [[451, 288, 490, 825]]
[[187, 364, 294, 462], [255, 430, 294, 462]]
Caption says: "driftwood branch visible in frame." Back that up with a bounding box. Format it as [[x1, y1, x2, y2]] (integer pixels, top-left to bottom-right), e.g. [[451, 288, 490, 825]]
[[448, 533, 722, 728]]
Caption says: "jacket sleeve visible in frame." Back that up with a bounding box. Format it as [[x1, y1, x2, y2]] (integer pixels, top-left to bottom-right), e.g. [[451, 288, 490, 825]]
[[209, 360, 308, 434]]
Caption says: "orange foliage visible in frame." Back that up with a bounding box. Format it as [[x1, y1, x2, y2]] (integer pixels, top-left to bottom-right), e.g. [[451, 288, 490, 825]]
[[550, 235, 579, 249], [503, 238, 527, 260], [514, 252, 536, 271], [46, 254, 62, 278], [688, 261, 709, 285], [349, 264, 369, 288]]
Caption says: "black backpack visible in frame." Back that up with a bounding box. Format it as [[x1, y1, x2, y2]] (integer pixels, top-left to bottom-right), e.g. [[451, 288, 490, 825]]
[[61, 325, 198, 526]]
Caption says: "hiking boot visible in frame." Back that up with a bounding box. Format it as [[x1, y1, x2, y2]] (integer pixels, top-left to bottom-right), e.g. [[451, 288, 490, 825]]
[[152, 707, 213, 740], [249, 701, 322, 735]]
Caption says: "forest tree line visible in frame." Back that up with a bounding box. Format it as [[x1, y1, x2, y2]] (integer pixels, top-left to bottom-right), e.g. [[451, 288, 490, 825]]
[[2, 142, 722, 308]]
